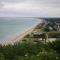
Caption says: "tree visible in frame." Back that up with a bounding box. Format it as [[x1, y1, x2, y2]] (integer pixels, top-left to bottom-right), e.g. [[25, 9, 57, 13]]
[[37, 51, 59, 60], [0, 53, 5, 60], [41, 32, 48, 43]]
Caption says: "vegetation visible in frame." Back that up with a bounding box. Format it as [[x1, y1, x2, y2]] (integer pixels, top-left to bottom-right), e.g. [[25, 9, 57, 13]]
[[0, 18, 60, 60], [48, 32, 60, 38], [0, 39, 60, 60]]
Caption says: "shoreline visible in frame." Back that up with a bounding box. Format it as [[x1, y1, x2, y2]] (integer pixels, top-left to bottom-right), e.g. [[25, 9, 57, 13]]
[[3, 20, 42, 45]]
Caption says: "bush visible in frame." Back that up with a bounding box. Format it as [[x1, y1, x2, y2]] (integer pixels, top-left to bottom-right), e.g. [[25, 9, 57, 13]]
[[0, 39, 60, 60]]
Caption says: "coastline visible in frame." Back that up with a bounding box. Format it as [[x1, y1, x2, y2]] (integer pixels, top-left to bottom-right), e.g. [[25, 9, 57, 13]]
[[3, 19, 42, 45]]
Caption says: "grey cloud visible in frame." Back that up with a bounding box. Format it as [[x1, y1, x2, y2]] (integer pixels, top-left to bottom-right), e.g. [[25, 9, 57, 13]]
[[0, 0, 60, 4], [33, 0, 60, 8], [0, 0, 27, 3], [0, 3, 4, 8], [0, 0, 60, 8], [0, 0, 60, 17]]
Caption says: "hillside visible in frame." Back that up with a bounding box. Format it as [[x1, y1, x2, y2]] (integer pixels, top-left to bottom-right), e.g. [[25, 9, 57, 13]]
[[0, 18, 60, 60]]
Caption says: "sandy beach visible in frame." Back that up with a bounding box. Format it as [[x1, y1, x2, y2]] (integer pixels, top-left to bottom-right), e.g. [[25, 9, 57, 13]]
[[3, 20, 42, 45]]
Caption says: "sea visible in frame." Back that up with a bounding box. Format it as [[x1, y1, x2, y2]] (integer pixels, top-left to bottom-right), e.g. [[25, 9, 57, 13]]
[[0, 17, 42, 44]]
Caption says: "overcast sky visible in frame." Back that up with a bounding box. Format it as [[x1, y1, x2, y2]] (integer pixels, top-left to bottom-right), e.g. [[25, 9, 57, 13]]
[[0, 0, 60, 17]]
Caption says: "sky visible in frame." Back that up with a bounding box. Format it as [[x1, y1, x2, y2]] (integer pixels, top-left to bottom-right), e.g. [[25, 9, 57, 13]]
[[0, 0, 60, 17]]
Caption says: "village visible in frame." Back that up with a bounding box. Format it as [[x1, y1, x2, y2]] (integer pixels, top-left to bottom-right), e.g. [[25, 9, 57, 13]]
[[23, 19, 60, 43]]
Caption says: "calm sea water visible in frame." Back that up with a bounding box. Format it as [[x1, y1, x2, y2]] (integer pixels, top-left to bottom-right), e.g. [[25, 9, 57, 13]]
[[0, 17, 41, 44]]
